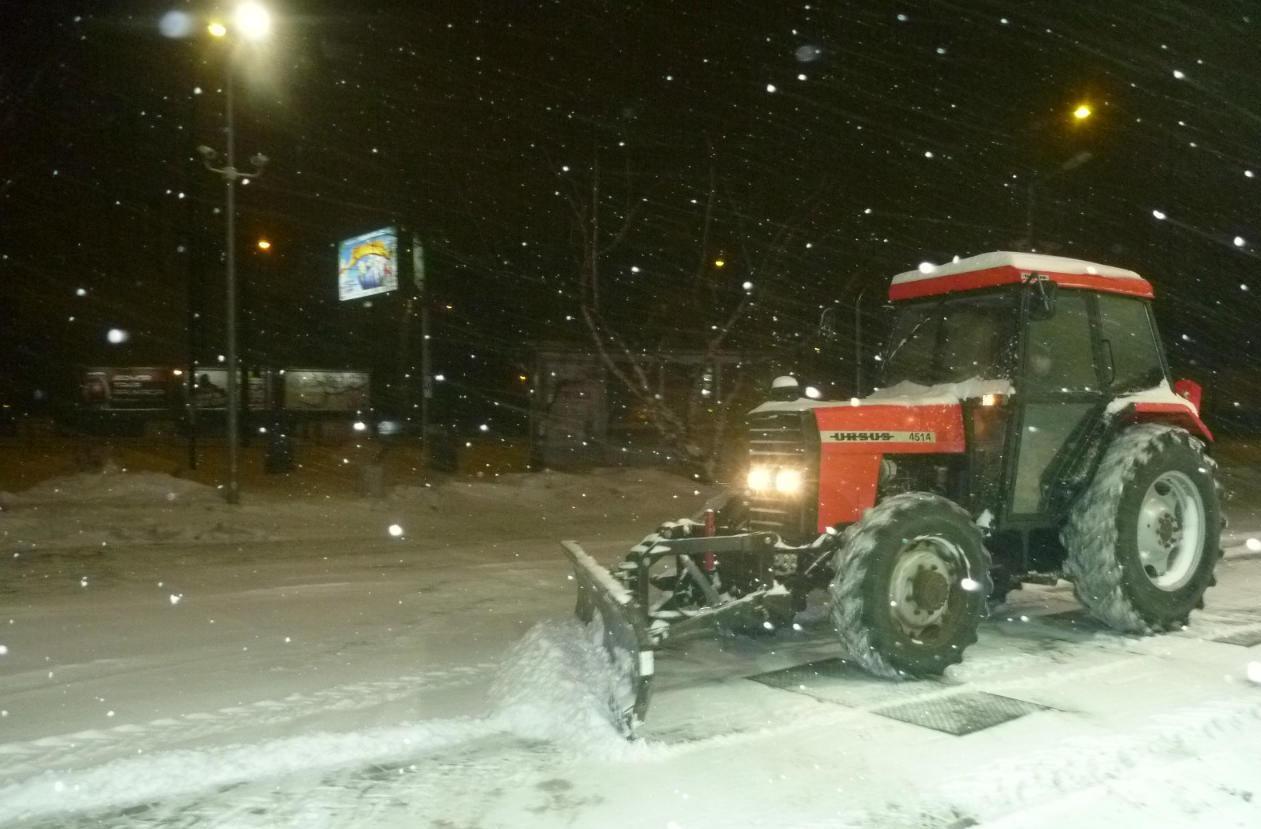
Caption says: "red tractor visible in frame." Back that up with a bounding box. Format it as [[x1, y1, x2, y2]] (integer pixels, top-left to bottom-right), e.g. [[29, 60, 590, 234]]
[[563, 251, 1222, 730]]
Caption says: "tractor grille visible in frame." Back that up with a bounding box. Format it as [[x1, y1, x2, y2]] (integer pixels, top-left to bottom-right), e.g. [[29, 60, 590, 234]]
[[746, 410, 818, 542]]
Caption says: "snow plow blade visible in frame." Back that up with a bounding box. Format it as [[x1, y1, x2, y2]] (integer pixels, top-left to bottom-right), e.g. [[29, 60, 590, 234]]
[[560, 540, 654, 733]]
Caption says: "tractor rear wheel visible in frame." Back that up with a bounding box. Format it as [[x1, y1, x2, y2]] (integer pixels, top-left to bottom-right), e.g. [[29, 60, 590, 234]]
[[829, 493, 992, 678], [1062, 424, 1221, 633]]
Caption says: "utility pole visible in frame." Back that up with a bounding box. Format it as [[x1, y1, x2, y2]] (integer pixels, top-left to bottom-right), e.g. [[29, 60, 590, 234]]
[[223, 70, 241, 499], [854, 285, 868, 397], [412, 233, 432, 468], [197, 59, 268, 504], [1025, 176, 1039, 251], [1024, 150, 1094, 251], [185, 68, 203, 471]]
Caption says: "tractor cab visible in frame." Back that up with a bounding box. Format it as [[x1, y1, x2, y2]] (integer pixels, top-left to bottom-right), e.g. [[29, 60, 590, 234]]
[[873, 252, 1208, 540]]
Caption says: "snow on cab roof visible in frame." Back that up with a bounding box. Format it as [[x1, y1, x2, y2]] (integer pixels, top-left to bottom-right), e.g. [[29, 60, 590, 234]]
[[889, 251, 1153, 301]]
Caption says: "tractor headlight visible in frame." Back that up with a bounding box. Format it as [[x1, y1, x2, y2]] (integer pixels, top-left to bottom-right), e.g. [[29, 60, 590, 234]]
[[747, 465, 805, 495], [774, 467, 803, 495], [747, 465, 773, 492]]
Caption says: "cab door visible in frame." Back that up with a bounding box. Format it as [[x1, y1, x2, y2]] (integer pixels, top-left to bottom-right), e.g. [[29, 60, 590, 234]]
[[1007, 287, 1107, 520]]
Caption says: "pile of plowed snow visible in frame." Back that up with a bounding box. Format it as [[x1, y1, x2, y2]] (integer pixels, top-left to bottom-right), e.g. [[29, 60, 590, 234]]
[[1, 468, 217, 507], [392, 467, 706, 507]]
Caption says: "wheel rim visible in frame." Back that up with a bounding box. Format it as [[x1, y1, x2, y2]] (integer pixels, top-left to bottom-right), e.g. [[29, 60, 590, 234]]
[[1136, 470, 1206, 591], [887, 536, 966, 639]]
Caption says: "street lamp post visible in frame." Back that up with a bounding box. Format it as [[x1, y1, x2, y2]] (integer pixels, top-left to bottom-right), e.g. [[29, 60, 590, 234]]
[[198, 4, 271, 504], [1024, 101, 1096, 251], [1025, 150, 1094, 251]]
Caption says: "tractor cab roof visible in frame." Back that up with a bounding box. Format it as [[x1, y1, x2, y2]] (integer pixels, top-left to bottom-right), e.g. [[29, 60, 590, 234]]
[[889, 251, 1153, 302]]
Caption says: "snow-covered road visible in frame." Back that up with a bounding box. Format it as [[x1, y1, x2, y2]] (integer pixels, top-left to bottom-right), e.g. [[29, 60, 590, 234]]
[[2, 469, 1260, 827]]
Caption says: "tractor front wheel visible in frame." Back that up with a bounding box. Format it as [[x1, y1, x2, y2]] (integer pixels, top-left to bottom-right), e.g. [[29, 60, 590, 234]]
[[829, 493, 992, 678]]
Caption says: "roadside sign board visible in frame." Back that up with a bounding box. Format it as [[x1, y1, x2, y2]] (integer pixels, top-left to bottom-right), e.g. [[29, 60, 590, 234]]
[[187, 369, 267, 410], [81, 367, 175, 410], [337, 227, 399, 301], [282, 370, 370, 412]]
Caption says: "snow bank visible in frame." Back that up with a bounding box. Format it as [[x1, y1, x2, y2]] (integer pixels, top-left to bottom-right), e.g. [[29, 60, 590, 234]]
[[2, 468, 216, 507], [392, 467, 703, 511]]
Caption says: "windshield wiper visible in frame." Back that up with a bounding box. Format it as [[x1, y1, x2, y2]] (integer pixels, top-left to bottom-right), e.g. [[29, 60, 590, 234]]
[[883, 315, 934, 369]]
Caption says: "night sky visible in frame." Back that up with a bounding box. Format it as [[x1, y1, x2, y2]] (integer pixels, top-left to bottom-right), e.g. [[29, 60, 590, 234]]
[[3, 1, 1260, 432]]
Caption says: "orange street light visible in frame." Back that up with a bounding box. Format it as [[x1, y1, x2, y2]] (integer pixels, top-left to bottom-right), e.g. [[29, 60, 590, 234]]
[[1072, 103, 1093, 121], [256, 238, 272, 251]]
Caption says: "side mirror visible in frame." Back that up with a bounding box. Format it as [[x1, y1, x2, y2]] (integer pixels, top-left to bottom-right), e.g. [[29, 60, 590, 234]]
[[1028, 274, 1058, 320]]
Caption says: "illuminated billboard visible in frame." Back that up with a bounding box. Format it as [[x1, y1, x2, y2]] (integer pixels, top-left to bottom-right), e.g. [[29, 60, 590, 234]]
[[337, 227, 399, 301], [81, 367, 175, 411], [283, 370, 370, 412], [186, 369, 268, 411]]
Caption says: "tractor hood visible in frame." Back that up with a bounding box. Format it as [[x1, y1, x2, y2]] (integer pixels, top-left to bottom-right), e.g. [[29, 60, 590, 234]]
[[749, 379, 1011, 529], [812, 401, 966, 454], [750, 378, 1011, 456]]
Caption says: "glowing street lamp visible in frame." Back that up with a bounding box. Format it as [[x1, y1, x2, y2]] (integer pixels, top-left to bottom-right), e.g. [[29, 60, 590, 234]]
[[207, 21, 228, 38], [233, 2, 272, 41], [1072, 103, 1093, 122], [256, 238, 272, 251]]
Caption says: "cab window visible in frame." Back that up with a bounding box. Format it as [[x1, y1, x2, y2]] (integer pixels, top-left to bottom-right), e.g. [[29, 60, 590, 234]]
[[1022, 289, 1098, 393], [1096, 294, 1166, 392]]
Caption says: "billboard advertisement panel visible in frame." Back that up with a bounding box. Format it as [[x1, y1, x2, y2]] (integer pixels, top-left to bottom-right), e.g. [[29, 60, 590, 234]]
[[337, 227, 399, 301], [188, 370, 267, 411], [283, 370, 370, 412], [81, 367, 175, 410]]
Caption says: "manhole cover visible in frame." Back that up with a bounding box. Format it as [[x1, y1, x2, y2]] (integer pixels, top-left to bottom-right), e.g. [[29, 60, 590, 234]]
[[1213, 629, 1261, 647], [748, 658, 944, 706], [749, 657, 861, 688], [1036, 609, 1109, 630], [874, 691, 1048, 736]]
